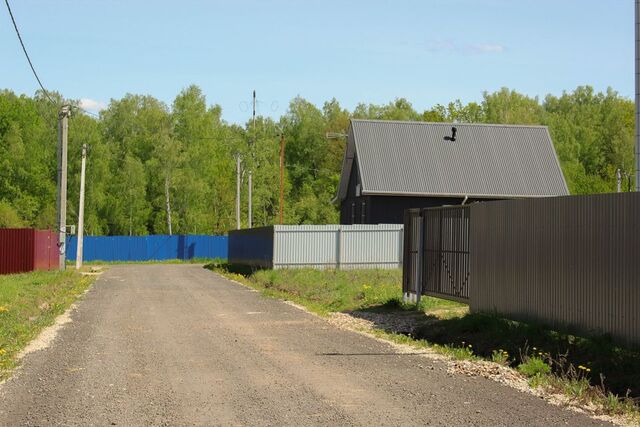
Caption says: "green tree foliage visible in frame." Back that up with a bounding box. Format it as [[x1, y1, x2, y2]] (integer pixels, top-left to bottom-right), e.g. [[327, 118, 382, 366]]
[[0, 85, 634, 234]]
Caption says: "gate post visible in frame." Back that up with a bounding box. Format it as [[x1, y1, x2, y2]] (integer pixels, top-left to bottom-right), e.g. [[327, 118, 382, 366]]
[[336, 226, 342, 270], [415, 210, 424, 305]]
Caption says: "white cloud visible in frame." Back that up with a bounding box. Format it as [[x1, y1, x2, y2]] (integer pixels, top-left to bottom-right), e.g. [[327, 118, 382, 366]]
[[465, 43, 506, 54], [79, 98, 107, 113]]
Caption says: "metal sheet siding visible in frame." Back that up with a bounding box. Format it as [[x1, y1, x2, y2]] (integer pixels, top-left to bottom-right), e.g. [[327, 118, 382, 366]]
[[33, 230, 57, 271], [0, 229, 34, 274], [0, 228, 57, 274], [335, 225, 403, 269], [470, 192, 640, 346], [228, 227, 274, 268], [273, 225, 338, 269], [229, 225, 403, 270], [345, 120, 568, 199], [66, 235, 228, 262]]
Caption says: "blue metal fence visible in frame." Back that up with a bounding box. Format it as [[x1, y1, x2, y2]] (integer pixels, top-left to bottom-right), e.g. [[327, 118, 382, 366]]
[[65, 235, 228, 262]]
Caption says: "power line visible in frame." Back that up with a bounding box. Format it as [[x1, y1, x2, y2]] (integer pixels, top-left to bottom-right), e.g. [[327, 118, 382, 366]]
[[4, 0, 55, 105], [4, 0, 100, 120], [72, 105, 100, 119]]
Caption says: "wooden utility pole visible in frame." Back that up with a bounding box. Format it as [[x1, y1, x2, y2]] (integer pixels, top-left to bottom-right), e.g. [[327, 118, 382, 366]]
[[636, 0, 640, 190], [76, 144, 87, 270], [279, 133, 285, 224], [56, 105, 71, 271]]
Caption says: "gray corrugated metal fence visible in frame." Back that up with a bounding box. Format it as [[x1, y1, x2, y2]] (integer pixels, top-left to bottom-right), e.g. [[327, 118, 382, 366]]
[[470, 193, 640, 346], [403, 193, 640, 346], [229, 224, 403, 270]]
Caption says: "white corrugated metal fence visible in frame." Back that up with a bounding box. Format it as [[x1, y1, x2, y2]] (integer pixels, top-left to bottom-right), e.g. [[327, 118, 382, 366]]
[[229, 224, 403, 270]]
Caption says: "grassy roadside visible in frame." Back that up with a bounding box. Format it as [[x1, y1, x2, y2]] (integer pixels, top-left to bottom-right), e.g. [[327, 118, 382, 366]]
[[0, 270, 95, 381], [207, 263, 639, 423]]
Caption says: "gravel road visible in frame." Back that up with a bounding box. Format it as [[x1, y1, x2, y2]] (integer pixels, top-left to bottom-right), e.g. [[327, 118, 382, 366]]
[[0, 265, 608, 426]]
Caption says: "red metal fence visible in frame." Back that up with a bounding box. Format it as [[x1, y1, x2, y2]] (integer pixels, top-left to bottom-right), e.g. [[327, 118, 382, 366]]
[[0, 228, 58, 275]]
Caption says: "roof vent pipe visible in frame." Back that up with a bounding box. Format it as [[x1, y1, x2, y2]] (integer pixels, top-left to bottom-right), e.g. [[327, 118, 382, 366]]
[[444, 126, 457, 142]]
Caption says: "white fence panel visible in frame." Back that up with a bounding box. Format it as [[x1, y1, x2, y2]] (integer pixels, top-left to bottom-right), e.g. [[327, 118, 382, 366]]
[[272, 224, 403, 270], [273, 225, 339, 269], [338, 225, 404, 269]]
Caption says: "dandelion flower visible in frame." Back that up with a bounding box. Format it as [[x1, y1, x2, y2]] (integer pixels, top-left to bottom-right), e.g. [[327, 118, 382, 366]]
[[0, 306, 8, 313]]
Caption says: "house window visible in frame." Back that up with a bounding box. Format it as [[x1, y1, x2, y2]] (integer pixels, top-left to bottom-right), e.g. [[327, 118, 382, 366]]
[[351, 202, 356, 224], [361, 201, 366, 224]]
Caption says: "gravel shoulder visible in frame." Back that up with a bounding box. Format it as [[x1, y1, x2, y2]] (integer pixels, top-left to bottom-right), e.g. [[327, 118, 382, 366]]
[[0, 264, 609, 426]]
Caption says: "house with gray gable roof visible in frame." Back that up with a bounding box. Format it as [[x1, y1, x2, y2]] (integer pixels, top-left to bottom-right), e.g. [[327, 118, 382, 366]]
[[337, 119, 569, 224]]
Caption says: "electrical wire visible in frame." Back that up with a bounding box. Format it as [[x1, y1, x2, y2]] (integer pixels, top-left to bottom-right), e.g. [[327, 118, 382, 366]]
[[4, 0, 100, 119], [4, 0, 55, 105]]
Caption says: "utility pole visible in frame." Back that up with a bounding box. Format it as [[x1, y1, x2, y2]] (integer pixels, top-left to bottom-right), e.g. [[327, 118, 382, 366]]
[[76, 144, 87, 270], [279, 133, 285, 224], [56, 105, 71, 271], [236, 154, 241, 229], [165, 174, 172, 235], [636, 0, 640, 190], [248, 90, 256, 228]]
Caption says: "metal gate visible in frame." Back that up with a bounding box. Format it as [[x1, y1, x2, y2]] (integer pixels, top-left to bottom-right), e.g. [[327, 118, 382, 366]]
[[402, 206, 470, 302]]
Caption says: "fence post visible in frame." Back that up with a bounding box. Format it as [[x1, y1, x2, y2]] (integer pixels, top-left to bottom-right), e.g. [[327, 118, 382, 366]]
[[415, 211, 424, 305], [402, 210, 409, 302], [336, 226, 342, 270]]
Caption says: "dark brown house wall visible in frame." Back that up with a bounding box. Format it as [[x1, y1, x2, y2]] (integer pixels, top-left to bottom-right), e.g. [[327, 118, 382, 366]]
[[341, 195, 483, 225], [340, 156, 367, 224], [366, 196, 469, 224]]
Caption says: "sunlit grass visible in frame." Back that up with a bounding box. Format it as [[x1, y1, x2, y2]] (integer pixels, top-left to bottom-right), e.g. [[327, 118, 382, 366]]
[[0, 270, 94, 380]]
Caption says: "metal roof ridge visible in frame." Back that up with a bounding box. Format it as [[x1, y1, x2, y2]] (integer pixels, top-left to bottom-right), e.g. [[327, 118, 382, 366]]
[[350, 118, 548, 129]]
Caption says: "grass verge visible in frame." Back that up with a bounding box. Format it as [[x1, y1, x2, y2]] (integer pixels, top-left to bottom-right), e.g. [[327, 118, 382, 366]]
[[209, 263, 463, 315], [0, 270, 95, 381], [207, 263, 639, 423]]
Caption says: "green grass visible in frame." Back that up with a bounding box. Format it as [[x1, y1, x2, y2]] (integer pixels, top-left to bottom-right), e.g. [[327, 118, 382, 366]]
[[518, 356, 552, 377], [0, 270, 94, 381], [209, 264, 462, 315], [412, 312, 640, 400]]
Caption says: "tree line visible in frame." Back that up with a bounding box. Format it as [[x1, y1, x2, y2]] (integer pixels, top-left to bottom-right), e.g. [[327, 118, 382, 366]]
[[0, 85, 634, 235]]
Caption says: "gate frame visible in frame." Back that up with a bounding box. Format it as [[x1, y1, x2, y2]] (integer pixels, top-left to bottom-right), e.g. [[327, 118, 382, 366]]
[[402, 205, 471, 304]]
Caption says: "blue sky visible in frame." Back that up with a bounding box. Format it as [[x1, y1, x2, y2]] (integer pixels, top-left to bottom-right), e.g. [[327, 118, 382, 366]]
[[0, 0, 633, 124]]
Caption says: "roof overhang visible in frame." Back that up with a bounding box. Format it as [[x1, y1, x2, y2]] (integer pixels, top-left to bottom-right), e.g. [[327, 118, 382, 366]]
[[362, 190, 562, 199], [336, 123, 357, 201]]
